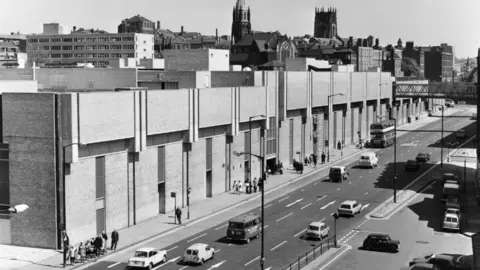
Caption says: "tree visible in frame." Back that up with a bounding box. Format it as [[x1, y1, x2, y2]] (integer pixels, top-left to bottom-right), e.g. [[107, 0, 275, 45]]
[[401, 57, 421, 77]]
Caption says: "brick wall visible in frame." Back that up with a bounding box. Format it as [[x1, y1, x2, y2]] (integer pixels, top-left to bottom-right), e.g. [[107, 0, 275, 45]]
[[212, 135, 226, 195], [165, 142, 183, 213], [188, 139, 206, 203], [278, 119, 290, 166], [230, 132, 245, 189], [135, 148, 159, 223], [105, 152, 129, 232]]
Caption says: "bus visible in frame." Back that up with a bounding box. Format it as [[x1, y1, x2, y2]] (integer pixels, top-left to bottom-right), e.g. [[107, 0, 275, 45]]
[[370, 119, 395, 148]]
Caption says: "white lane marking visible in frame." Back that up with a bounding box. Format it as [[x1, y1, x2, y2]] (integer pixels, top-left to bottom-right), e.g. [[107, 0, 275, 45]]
[[187, 233, 207, 243], [317, 195, 327, 201], [294, 229, 306, 238], [286, 198, 304, 207], [349, 182, 352, 184], [265, 204, 273, 209], [355, 219, 369, 228], [179, 266, 188, 270], [271, 241, 287, 251], [215, 224, 227, 231], [228, 243, 232, 246], [320, 201, 336, 210], [107, 262, 121, 268], [359, 176, 363, 178], [278, 196, 290, 202], [361, 204, 370, 211], [207, 261, 226, 270], [264, 225, 269, 229], [365, 192, 368, 195], [337, 188, 340, 191], [166, 246, 178, 252], [245, 256, 260, 266], [301, 189, 304, 192], [265, 267, 272, 270], [301, 203, 312, 210], [276, 212, 293, 222], [214, 249, 221, 253]]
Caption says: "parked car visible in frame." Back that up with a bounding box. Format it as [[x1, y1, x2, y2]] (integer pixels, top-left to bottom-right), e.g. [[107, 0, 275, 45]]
[[416, 152, 431, 162], [445, 207, 461, 219], [408, 263, 440, 270], [362, 233, 400, 252], [443, 212, 461, 231], [337, 200, 363, 217], [329, 166, 349, 182], [442, 173, 459, 185], [405, 160, 420, 171], [445, 99, 455, 108], [128, 248, 167, 269], [456, 130, 467, 139], [305, 221, 330, 240], [410, 253, 469, 269], [183, 243, 215, 265]]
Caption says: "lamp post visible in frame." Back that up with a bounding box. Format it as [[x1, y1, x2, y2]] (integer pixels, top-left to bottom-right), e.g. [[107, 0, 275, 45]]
[[249, 115, 267, 186], [464, 156, 467, 194], [377, 115, 397, 203], [434, 104, 445, 168], [327, 93, 344, 163]]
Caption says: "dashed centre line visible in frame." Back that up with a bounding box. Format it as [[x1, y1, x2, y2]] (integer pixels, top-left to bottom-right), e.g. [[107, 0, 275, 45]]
[[245, 256, 260, 266], [301, 203, 312, 210], [215, 224, 227, 231], [276, 212, 293, 222], [271, 241, 287, 251], [107, 262, 121, 268], [265, 204, 273, 209], [278, 196, 290, 202], [294, 229, 306, 238], [187, 233, 207, 243], [166, 246, 178, 252]]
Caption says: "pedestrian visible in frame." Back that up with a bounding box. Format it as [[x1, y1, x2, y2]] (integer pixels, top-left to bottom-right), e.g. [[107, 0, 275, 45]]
[[246, 180, 251, 194], [234, 180, 239, 194], [304, 156, 309, 165], [175, 207, 182, 225], [238, 181, 243, 194], [111, 229, 119, 250], [337, 141, 342, 150], [102, 230, 108, 252], [62, 230, 70, 267], [78, 241, 86, 262], [69, 245, 76, 265], [321, 152, 326, 164], [253, 178, 257, 193], [94, 235, 102, 257], [258, 178, 263, 192]]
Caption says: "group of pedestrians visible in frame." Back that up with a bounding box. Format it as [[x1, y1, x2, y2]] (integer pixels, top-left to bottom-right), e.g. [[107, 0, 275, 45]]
[[233, 178, 263, 194], [62, 229, 119, 266], [304, 152, 327, 168]]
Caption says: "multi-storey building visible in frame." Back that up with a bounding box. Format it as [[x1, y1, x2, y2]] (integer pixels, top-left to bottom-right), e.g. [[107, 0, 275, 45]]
[[0, 42, 26, 68], [26, 31, 154, 67], [421, 44, 455, 82], [402, 41, 425, 77], [0, 34, 26, 53], [118, 15, 155, 34]]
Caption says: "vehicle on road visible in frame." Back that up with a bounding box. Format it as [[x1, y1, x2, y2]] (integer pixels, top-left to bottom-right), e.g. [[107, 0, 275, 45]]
[[128, 248, 167, 269], [370, 119, 396, 148], [183, 243, 215, 265], [442, 212, 460, 231], [404, 160, 420, 171], [445, 197, 461, 211], [358, 152, 379, 168], [306, 221, 330, 240], [408, 263, 440, 270], [416, 152, 431, 162], [445, 99, 455, 108], [362, 233, 400, 253], [456, 129, 467, 139], [445, 207, 461, 218], [442, 183, 460, 203], [410, 253, 469, 269], [226, 214, 261, 243], [442, 173, 459, 185], [472, 113, 477, 120], [337, 200, 362, 217], [329, 166, 349, 182]]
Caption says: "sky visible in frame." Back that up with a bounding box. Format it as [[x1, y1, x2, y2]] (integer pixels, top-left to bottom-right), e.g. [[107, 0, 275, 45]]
[[1, 0, 479, 58]]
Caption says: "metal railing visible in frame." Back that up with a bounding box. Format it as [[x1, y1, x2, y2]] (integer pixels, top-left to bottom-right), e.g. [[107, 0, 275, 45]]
[[281, 234, 336, 270]]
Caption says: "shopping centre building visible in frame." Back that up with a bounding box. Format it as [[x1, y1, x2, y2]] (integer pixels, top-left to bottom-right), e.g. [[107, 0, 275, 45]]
[[0, 50, 444, 249]]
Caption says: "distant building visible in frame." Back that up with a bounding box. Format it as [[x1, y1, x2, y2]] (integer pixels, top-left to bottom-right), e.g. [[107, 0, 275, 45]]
[[419, 43, 454, 82], [118, 15, 155, 34], [43, 23, 67, 35], [402, 41, 425, 77], [27, 25, 154, 67], [314, 7, 338, 39], [231, 0, 251, 45], [0, 42, 26, 68], [0, 33, 26, 52], [383, 45, 403, 77]]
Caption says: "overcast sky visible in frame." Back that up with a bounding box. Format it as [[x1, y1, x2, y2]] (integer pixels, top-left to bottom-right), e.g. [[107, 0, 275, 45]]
[[2, 0, 479, 58]]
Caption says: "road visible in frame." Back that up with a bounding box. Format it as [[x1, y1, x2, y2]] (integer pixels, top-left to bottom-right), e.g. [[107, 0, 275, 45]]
[[85, 107, 475, 270]]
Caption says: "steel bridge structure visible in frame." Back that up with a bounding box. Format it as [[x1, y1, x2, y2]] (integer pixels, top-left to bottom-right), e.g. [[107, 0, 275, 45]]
[[394, 80, 478, 101]]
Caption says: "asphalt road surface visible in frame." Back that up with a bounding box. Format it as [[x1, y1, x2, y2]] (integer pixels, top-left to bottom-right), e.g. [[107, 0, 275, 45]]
[[85, 107, 475, 270]]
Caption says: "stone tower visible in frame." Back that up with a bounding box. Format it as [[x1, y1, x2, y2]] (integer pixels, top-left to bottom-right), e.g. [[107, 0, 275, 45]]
[[231, 0, 251, 45], [314, 7, 338, 39]]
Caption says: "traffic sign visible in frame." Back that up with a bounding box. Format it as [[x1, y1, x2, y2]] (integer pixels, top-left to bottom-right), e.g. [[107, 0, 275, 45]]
[[472, 232, 480, 270]]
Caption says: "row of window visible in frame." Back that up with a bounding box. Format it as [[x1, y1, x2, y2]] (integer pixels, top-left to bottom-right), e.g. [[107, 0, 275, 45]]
[[32, 44, 147, 51], [49, 53, 135, 59], [28, 36, 137, 43]]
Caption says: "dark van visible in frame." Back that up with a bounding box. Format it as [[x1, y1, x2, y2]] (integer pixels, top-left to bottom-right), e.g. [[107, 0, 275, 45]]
[[226, 214, 261, 244]]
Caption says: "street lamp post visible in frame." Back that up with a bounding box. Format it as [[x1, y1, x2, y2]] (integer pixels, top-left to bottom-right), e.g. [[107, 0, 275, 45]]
[[464, 157, 467, 194], [434, 104, 445, 168], [249, 115, 266, 186], [327, 93, 344, 163], [378, 115, 397, 203]]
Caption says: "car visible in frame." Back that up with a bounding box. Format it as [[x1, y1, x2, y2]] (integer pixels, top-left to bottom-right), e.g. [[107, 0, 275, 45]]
[[456, 130, 467, 139], [183, 243, 215, 265], [445, 99, 455, 108], [442, 173, 459, 185], [445, 196, 461, 210], [337, 200, 363, 217], [328, 166, 349, 182], [408, 263, 440, 270], [305, 221, 330, 240], [405, 160, 420, 171], [472, 113, 477, 120], [410, 253, 468, 269], [128, 247, 167, 269], [443, 212, 460, 231], [362, 233, 400, 253], [416, 152, 431, 162], [445, 207, 461, 218]]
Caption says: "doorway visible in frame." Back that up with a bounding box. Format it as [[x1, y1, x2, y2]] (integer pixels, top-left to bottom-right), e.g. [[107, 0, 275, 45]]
[[158, 182, 165, 214], [206, 171, 212, 198], [96, 208, 105, 235], [244, 160, 250, 181]]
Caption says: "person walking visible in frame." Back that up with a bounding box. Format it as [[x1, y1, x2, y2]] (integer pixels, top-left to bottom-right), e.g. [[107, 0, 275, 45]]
[[313, 154, 317, 167], [110, 229, 119, 250], [234, 180, 239, 194], [337, 141, 342, 150], [62, 230, 70, 267], [175, 207, 182, 225], [253, 178, 257, 193], [94, 235, 102, 257], [102, 230, 108, 252], [238, 181, 243, 194], [321, 152, 326, 164]]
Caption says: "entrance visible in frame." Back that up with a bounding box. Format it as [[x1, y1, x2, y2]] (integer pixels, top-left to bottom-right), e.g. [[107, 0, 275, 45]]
[[96, 208, 105, 235], [244, 160, 250, 181], [267, 158, 277, 174], [158, 182, 165, 214], [206, 171, 212, 198]]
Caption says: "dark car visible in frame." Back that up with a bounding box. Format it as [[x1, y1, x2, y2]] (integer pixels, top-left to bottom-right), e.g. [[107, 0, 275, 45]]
[[405, 160, 420, 171], [408, 263, 440, 270], [362, 233, 400, 253], [442, 173, 459, 185], [456, 130, 467, 139], [409, 254, 470, 269], [416, 153, 431, 162]]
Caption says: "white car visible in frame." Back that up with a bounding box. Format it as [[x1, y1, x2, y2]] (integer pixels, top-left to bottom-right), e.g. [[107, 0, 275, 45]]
[[183, 243, 215, 265], [306, 221, 330, 240], [128, 247, 167, 269], [337, 200, 363, 217]]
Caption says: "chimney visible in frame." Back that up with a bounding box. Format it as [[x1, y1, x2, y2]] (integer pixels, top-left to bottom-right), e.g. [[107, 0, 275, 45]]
[[348, 36, 353, 48], [157, 21, 160, 30], [375, 38, 379, 48], [216, 28, 218, 39], [406, 41, 414, 50], [181, 26, 184, 35], [73, 26, 77, 32]]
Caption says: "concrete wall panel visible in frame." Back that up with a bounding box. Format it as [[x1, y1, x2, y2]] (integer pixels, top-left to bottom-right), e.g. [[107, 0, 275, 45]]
[[278, 119, 290, 166], [229, 132, 245, 188], [333, 110, 342, 147], [351, 73, 366, 102], [380, 72, 392, 99], [367, 105, 374, 136], [360, 107, 367, 140], [366, 73, 380, 100], [332, 72, 348, 104], [344, 109, 352, 145], [0, 81, 37, 93], [135, 148, 159, 223], [212, 135, 226, 196], [188, 139, 206, 203], [105, 152, 129, 232], [199, 88, 232, 128], [138, 70, 197, 89], [352, 108, 360, 144], [286, 72, 307, 110], [147, 90, 190, 134], [313, 111, 324, 157], [165, 142, 184, 213], [312, 72, 329, 107], [293, 117, 302, 161], [211, 71, 254, 88], [239, 86, 267, 122]]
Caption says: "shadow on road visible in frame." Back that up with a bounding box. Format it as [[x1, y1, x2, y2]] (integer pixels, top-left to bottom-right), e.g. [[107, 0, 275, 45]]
[[427, 121, 476, 149]]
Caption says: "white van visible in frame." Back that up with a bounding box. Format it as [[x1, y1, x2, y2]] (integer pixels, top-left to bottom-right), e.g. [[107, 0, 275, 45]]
[[358, 152, 379, 168]]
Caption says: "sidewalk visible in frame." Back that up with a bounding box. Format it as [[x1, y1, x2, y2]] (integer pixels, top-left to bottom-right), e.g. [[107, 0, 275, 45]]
[[7, 111, 451, 270]]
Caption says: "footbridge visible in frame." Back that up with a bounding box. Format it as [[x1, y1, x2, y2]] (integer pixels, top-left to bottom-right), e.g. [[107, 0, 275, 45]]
[[394, 80, 477, 101]]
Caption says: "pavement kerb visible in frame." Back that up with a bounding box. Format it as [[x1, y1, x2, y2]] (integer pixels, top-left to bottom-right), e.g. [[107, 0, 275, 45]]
[[314, 244, 352, 270], [367, 135, 477, 219], [70, 148, 370, 270]]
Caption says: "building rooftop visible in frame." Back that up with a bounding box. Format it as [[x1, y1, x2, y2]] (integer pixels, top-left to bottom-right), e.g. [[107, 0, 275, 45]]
[[0, 34, 26, 40], [125, 15, 153, 23]]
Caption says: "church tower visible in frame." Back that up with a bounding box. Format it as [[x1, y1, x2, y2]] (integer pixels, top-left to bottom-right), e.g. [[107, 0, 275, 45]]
[[314, 7, 338, 39], [231, 0, 251, 45]]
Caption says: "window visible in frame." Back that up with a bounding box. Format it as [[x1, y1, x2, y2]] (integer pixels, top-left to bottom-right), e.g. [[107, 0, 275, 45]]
[[206, 138, 212, 171], [97, 53, 109, 58], [122, 44, 134, 50], [50, 53, 61, 58], [95, 156, 105, 199], [110, 45, 121, 50], [158, 146, 165, 183], [50, 38, 61, 43], [74, 53, 85, 58], [86, 37, 96, 42], [62, 53, 73, 58], [110, 36, 122, 42], [62, 38, 72, 42], [98, 45, 109, 50], [28, 38, 38, 43], [74, 37, 85, 42], [62, 46, 72, 50], [86, 45, 96, 50], [74, 45, 84, 50], [86, 53, 96, 58], [122, 36, 134, 41], [41, 45, 50, 50], [98, 37, 109, 42], [39, 38, 50, 43], [110, 53, 122, 58]]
